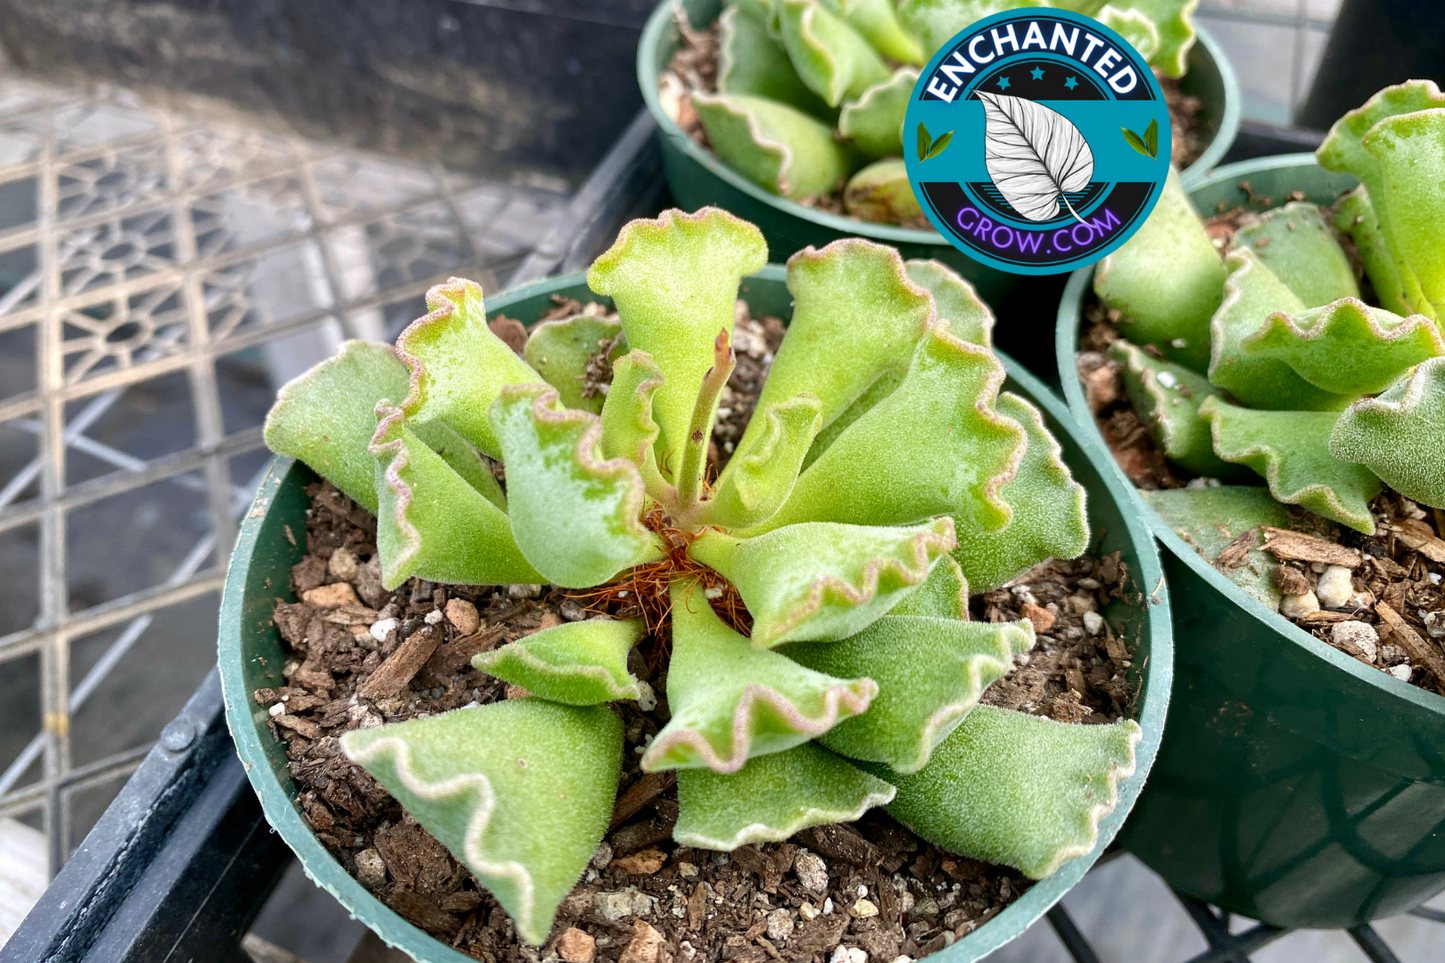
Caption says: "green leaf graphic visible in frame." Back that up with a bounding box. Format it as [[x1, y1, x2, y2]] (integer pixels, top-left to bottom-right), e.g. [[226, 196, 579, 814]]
[[1145, 117, 1159, 157], [1122, 127, 1154, 158], [923, 129, 953, 160], [916, 122, 932, 161]]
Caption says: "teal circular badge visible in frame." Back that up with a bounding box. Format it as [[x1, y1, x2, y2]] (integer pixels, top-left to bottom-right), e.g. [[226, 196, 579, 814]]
[[903, 9, 1171, 275]]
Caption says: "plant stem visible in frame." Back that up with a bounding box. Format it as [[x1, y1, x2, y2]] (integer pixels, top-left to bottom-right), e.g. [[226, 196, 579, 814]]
[[676, 328, 734, 513]]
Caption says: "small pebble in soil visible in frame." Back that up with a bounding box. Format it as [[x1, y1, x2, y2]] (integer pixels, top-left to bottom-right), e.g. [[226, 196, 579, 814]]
[[1331, 621, 1379, 663], [328, 546, 359, 580], [557, 927, 597, 963], [1316, 565, 1355, 608], [1390, 664, 1413, 682], [354, 848, 387, 889], [445, 598, 481, 634], [794, 850, 828, 893], [1280, 591, 1321, 618]]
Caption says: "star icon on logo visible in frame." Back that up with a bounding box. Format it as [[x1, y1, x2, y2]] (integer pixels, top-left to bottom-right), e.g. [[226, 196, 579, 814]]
[[1030, 66, 1045, 81], [996, 75, 1011, 90], [1064, 76, 1079, 90]]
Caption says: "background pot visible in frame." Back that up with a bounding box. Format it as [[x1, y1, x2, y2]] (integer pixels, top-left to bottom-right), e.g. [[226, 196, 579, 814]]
[[1055, 154, 1445, 929], [637, 0, 1241, 311], [220, 268, 1174, 963]]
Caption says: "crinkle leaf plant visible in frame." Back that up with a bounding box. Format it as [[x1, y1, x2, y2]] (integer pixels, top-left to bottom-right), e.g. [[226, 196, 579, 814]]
[[688, 0, 1200, 224], [1090, 80, 1445, 607], [264, 207, 1139, 945]]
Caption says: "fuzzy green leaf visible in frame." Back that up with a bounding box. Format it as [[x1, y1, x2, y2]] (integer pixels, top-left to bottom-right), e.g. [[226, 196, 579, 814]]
[[674, 742, 895, 849], [791, 615, 1035, 773], [1317, 80, 1445, 320], [598, 350, 669, 496], [472, 619, 645, 705], [1331, 357, 1445, 509], [1109, 340, 1248, 480], [370, 406, 541, 589], [522, 315, 625, 415], [1141, 486, 1292, 609], [743, 239, 935, 453], [587, 208, 767, 464], [394, 278, 545, 458], [1240, 297, 1443, 396], [844, 158, 925, 224], [896, 0, 1047, 57], [692, 92, 860, 203], [263, 340, 505, 513], [889, 555, 969, 619], [1095, 168, 1224, 372], [642, 581, 876, 772], [690, 517, 956, 648], [951, 393, 1089, 592], [1333, 186, 1415, 318], [718, 5, 835, 120], [1208, 249, 1356, 412], [1100, 0, 1197, 77], [1228, 202, 1360, 309], [341, 700, 622, 946], [704, 395, 824, 530], [1098, 5, 1161, 64], [883, 705, 1141, 879], [1362, 106, 1445, 321], [838, 68, 916, 158], [776, 0, 891, 108], [763, 328, 1026, 533], [905, 259, 994, 348], [489, 385, 660, 587], [1199, 396, 1383, 534], [834, 0, 927, 64]]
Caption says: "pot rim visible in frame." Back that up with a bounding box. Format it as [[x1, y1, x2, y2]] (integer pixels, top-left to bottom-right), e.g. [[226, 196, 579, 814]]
[[1054, 151, 1445, 720], [221, 268, 1173, 963], [636, 0, 1241, 242]]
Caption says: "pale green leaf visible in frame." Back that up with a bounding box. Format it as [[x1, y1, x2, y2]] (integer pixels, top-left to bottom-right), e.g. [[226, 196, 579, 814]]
[[883, 705, 1141, 879], [1362, 106, 1445, 321], [689, 517, 957, 648], [762, 328, 1026, 533], [775, 0, 891, 108], [1095, 168, 1224, 372], [472, 618, 645, 705], [791, 615, 1035, 773], [642, 580, 876, 772], [1208, 249, 1355, 411], [844, 158, 925, 225], [523, 315, 625, 415], [835, 0, 926, 64], [1100, 0, 1198, 78], [838, 68, 917, 158], [692, 92, 861, 204], [1109, 340, 1252, 480], [370, 405, 541, 589], [896, 0, 1046, 58], [1228, 202, 1360, 309], [905, 259, 994, 348], [587, 208, 767, 464], [1333, 186, 1415, 318], [1199, 396, 1383, 534], [489, 385, 661, 587], [674, 742, 895, 850], [703, 395, 823, 530], [1097, 6, 1161, 63], [889, 555, 969, 619], [1240, 297, 1443, 396], [341, 700, 622, 946], [1331, 357, 1445, 509], [951, 393, 1089, 593], [718, 5, 835, 120], [394, 278, 545, 458], [1141, 486, 1292, 608], [598, 350, 670, 497]]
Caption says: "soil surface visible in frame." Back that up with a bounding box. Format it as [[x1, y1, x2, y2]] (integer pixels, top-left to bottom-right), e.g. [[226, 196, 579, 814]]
[[658, 14, 1207, 227], [1075, 195, 1445, 697], [256, 305, 1147, 961]]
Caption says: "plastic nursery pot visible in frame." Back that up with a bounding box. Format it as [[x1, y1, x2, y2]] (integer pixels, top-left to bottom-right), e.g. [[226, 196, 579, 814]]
[[220, 268, 1173, 963], [637, 0, 1241, 311], [1055, 154, 1445, 929]]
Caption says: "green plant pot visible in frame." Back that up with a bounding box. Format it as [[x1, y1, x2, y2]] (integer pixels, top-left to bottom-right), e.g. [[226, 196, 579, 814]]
[[1055, 154, 1445, 929], [637, 0, 1241, 309], [221, 269, 1174, 962]]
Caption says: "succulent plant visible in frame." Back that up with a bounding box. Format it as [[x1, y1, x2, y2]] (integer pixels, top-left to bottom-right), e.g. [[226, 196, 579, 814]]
[[1089, 82, 1445, 576], [682, 0, 1200, 224], [264, 207, 1139, 945]]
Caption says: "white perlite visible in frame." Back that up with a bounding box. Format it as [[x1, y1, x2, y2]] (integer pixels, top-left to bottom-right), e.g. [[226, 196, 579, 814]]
[[1082, 611, 1104, 635], [766, 908, 795, 942], [1280, 591, 1320, 618], [830, 947, 867, 963], [1389, 664, 1413, 682], [1331, 621, 1379, 663], [1315, 565, 1355, 608], [794, 850, 829, 893]]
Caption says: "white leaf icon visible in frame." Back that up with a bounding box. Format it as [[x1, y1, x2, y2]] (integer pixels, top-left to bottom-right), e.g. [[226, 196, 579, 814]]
[[977, 92, 1094, 224]]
